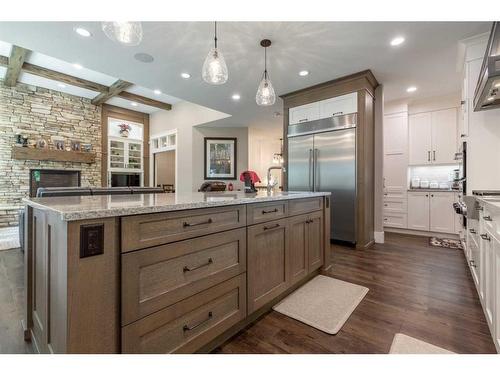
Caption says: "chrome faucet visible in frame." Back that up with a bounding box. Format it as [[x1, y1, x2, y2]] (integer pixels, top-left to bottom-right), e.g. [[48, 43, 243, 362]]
[[267, 166, 286, 193]]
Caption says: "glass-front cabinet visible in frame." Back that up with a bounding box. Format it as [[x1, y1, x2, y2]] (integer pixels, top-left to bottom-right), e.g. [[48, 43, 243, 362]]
[[107, 118, 144, 186]]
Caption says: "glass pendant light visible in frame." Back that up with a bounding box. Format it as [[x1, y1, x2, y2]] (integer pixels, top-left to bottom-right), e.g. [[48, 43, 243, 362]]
[[102, 22, 143, 46], [256, 39, 276, 106], [202, 22, 228, 85]]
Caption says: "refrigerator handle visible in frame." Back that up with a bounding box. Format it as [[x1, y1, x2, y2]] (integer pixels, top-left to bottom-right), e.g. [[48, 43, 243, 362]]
[[314, 148, 319, 192], [309, 149, 313, 191]]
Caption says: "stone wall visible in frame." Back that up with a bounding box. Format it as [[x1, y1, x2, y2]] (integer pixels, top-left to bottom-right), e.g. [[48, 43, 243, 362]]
[[0, 80, 102, 225]]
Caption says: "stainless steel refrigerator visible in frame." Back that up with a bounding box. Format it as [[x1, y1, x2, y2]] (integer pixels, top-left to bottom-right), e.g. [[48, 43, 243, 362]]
[[288, 113, 356, 244]]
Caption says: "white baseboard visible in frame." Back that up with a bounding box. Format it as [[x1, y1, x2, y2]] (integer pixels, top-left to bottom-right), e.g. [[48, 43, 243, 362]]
[[384, 227, 459, 239], [374, 231, 384, 244]]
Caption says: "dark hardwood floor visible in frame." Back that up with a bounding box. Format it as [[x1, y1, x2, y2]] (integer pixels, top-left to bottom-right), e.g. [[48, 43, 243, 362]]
[[0, 232, 495, 354], [215, 232, 497, 354]]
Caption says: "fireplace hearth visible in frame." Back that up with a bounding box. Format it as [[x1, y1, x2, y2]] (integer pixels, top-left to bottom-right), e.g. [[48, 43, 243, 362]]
[[29, 169, 81, 197]]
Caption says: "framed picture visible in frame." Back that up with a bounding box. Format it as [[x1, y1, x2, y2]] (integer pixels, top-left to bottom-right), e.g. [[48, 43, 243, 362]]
[[71, 140, 81, 151], [204, 137, 237, 180], [52, 136, 65, 151]]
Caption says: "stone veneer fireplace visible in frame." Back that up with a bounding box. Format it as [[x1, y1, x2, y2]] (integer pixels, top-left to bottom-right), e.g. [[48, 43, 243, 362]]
[[0, 81, 102, 226], [29, 169, 81, 197]]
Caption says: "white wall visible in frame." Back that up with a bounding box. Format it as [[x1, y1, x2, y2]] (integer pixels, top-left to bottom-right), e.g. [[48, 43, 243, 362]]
[[248, 127, 283, 187], [192, 126, 249, 191], [149, 101, 229, 192]]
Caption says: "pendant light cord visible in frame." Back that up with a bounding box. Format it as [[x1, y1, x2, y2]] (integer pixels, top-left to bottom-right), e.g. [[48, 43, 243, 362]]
[[214, 21, 218, 49], [264, 46, 268, 79]]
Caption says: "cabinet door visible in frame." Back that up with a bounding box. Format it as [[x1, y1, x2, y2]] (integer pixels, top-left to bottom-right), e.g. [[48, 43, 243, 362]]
[[384, 112, 408, 155], [409, 113, 432, 165], [384, 154, 408, 195], [307, 211, 324, 273], [288, 215, 308, 285], [431, 108, 457, 164], [247, 218, 289, 314], [289, 102, 320, 125], [109, 139, 126, 169], [319, 93, 357, 119], [429, 193, 456, 233], [483, 229, 495, 328], [493, 236, 500, 350], [407, 192, 430, 231]]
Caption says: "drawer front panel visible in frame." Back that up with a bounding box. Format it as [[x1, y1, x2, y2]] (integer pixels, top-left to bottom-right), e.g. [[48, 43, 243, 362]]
[[383, 213, 407, 228], [247, 201, 288, 225], [121, 205, 246, 252], [122, 274, 246, 354], [122, 228, 246, 325], [288, 197, 323, 216], [383, 198, 407, 213]]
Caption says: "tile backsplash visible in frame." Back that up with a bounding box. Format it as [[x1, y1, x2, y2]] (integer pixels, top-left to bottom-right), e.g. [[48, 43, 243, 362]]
[[409, 165, 459, 187]]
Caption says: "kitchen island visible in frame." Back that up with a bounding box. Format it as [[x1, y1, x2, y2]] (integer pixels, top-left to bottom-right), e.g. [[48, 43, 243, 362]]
[[22, 191, 331, 353]]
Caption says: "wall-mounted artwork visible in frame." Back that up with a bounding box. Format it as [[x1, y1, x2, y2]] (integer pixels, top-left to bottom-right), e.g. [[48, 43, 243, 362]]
[[204, 137, 237, 180]]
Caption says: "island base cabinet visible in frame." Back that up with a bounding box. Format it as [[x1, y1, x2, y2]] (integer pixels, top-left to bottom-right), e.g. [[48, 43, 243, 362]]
[[122, 274, 246, 354], [288, 215, 308, 286], [247, 218, 289, 314], [307, 211, 324, 272]]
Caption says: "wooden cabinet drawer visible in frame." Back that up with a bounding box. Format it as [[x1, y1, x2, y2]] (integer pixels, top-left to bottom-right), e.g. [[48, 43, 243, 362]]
[[122, 274, 246, 354], [288, 197, 323, 216], [122, 228, 247, 325], [247, 201, 288, 225], [121, 205, 246, 252]]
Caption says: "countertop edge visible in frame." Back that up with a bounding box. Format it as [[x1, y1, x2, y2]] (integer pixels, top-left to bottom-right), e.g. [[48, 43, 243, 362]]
[[23, 192, 331, 221]]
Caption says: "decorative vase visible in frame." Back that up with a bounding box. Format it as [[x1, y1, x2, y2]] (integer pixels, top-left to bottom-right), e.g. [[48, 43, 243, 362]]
[[120, 129, 129, 138]]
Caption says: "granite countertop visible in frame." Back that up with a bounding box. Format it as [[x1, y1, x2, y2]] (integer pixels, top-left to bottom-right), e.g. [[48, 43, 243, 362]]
[[23, 191, 331, 221]]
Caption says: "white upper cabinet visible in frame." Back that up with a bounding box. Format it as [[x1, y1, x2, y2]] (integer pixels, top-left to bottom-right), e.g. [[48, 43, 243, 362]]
[[289, 102, 320, 125], [429, 192, 456, 233], [408, 108, 457, 165], [409, 112, 433, 165], [289, 93, 357, 126], [319, 93, 357, 119], [431, 109, 458, 164], [384, 112, 408, 155]]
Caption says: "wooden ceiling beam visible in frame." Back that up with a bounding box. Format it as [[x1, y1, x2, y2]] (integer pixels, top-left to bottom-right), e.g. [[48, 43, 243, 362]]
[[91, 79, 132, 105], [4, 46, 28, 87], [117, 91, 172, 111], [0, 54, 172, 111]]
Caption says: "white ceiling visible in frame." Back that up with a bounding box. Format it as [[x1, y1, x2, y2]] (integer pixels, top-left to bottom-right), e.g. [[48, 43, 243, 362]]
[[0, 21, 491, 128]]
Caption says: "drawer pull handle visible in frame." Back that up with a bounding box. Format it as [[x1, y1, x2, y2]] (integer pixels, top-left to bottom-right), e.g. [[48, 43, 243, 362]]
[[263, 223, 280, 230], [306, 219, 314, 224], [183, 311, 213, 332], [384, 204, 388, 207], [183, 218, 213, 227], [262, 208, 279, 214], [299, 118, 308, 122], [469, 229, 476, 234], [183, 258, 213, 272], [480, 234, 491, 241], [483, 216, 492, 221], [332, 111, 343, 116]]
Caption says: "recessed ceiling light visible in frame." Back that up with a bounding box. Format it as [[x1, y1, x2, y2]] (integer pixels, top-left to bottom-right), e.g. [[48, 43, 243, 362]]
[[487, 96, 495, 102], [130, 102, 138, 107], [406, 86, 417, 93], [153, 89, 162, 95], [232, 94, 241, 101], [299, 70, 309, 77], [57, 83, 67, 88], [72, 63, 83, 70], [181, 73, 191, 79], [74, 27, 92, 37], [390, 36, 405, 46]]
